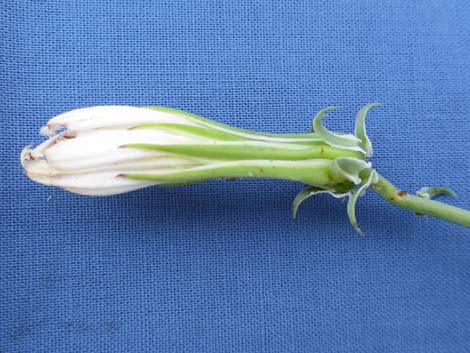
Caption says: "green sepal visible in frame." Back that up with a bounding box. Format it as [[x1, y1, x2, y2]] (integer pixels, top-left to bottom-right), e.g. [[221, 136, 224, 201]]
[[123, 143, 363, 161], [354, 103, 381, 158], [132, 123, 243, 141], [144, 106, 327, 143], [332, 157, 371, 185], [292, 186, 349, 219], [311, 106, 366, 154], [121, 159, 335, 186], [347, 169, 379, 235]]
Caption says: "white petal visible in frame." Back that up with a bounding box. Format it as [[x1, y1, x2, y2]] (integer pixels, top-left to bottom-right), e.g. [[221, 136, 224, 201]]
[[63, 183, 156, 196], [29, 132, 67, 159], [22, 146, 59, 184], [23, 158, 58, 177], [47, 106, 201, 132], [22, 151, 185, 196], [23, 159, 54, 186], [43, 128, 208, 170], [48, 171, 159, 196]]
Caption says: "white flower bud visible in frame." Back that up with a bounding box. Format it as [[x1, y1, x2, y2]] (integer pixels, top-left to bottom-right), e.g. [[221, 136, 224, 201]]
[[21, 106, 211, 196], [21, 105, 373, 198]]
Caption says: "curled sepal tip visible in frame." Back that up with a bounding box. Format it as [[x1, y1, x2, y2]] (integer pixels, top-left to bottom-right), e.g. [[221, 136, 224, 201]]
[[292, 186, 349, 219], [311, 106, 366, 154], [354, 103, 381, 158], [292, 186, 323, 219], [347, 169, 379, 235]]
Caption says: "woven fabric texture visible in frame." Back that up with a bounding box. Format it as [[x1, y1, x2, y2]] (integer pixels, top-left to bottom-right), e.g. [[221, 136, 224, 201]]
[[2, 1, 470, 352]]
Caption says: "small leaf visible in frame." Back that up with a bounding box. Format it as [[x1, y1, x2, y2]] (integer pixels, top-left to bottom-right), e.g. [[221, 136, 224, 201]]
[[347, 170, 379, 235], [311, 106, 366, 154], [417, 186, 458, 199], [414, 186, 458, 216], [354, 103, 381, 158]]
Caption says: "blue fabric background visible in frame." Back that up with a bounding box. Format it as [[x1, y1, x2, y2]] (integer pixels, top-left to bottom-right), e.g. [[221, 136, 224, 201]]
[[2, 1, 470, 352]]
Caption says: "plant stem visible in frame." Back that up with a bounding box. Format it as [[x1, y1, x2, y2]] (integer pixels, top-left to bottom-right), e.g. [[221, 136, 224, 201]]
[[371, 173, 470, 228]]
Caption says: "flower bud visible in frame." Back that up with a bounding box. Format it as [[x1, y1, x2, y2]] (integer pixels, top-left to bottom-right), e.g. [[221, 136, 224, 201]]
[[21, 106, 213, 195], [21, 105, 371, 197]]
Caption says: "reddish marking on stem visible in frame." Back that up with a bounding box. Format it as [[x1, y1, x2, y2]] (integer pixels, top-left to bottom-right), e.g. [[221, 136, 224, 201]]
[[397, 190, 408, 197]]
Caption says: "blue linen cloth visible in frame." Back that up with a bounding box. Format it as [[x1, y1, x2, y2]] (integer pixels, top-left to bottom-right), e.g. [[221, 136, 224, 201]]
[[1, 1, 469, 352]]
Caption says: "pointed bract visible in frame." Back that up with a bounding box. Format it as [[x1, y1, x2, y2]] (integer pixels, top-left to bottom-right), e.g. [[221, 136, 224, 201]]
[[347, 170, 379, 235], [292, 186, 350, 219], [417, 186, 457, 199], [312, 106, 366, 154], [354, 103, 381, 158]]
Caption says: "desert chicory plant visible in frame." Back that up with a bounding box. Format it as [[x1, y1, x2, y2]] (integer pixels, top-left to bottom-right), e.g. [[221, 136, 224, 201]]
[[21, 104, 470, 234]]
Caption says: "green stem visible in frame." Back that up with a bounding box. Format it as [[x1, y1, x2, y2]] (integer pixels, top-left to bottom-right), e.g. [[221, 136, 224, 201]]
[[123, 159, 337, 187], [371, 173, 470, 228]]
